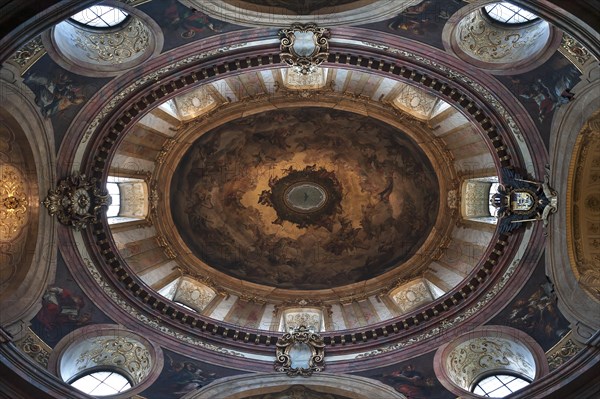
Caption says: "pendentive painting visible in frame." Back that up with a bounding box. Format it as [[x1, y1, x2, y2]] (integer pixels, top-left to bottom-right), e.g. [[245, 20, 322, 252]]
[[488, 253, 570, 351], [357, 351, 455, 399], [30, 250, 113, 348]]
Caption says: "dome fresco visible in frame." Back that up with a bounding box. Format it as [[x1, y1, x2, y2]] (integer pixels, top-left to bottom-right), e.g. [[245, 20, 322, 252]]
[[1, 0, 599, 398], [171, 107, 439, 289]]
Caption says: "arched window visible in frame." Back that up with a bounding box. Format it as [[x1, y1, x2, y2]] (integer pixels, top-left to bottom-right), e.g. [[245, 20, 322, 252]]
[[70, 370, 132, 396], [70, 6, 129, 28], [472, 373, 531, 397], [483, 2, 538, 24], [461, 176, 499, 225], [107, 176, 148, 225], [106, 182, 120, 218]]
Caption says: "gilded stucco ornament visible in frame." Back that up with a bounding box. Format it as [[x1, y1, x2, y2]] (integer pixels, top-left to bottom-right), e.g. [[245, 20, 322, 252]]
[[279, 24, 329, 75], [15, 328, 51, 368], [76, 336, 151, 384], [491, 167, 557, 235], [559, 33, 595, 72], [275, 326, 325, 376], [71, 18, 151, 64], [546, 332, 584, 371], [0, 165, 29, 241], [8, 35, 45, 71], [43, 174, 110, 230]]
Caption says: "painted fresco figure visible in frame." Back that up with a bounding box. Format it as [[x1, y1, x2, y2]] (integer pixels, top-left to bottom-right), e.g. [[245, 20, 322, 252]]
[[164, 0, 225, 38], [23, 72, 85, 118], [36, 286, 87, 330], [378, 365, 448, 399], [517, 65, 580, 123]]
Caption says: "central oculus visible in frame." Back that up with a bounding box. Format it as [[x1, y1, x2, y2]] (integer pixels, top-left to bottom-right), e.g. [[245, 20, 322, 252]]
[[285, 183, 327, 212], [258, 165, 343, 229]]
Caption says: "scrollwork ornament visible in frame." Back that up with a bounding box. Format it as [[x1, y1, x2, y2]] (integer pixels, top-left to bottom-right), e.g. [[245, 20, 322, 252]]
[[16, 330, 51, 368], [76, 336, 151, 384], [72, 18, 150, 64], [43, 174, 110, 230], [279, 24, 330, 75], [547, 339, 582, 370], [275, 325, 325, 377]]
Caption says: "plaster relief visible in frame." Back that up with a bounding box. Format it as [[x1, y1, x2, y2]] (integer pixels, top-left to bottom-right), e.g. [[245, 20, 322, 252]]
[[456, 10, 549, 64], [445, 337, 535, 390]]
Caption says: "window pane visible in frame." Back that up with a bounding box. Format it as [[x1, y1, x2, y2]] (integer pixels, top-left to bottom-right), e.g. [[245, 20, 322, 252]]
[[497, 375, 517, 384], [71, 6, 128, 28], [102, 372, 130, 391], [484, 2, 538, 24], [70, 371, 131, 396], [71, 374, 102, 394], [480, 376, 503, 392], [107, 183, 120, 217], [507, 377, 530, 391], [489, 385, 512, 397], [107, 183, 120, 195], [473, 374, 531, 398], [174, 301, 196, 312], [489, 182, 500, 216], [90, 383, 119, 396]]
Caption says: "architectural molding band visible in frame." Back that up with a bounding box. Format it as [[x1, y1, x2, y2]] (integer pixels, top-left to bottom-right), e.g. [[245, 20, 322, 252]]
[[183, 373, 407, 399]]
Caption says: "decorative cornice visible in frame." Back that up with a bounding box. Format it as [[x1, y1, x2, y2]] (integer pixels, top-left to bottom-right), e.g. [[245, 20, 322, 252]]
[[84, 50, 514, 342], [79, 257, 246, 358]]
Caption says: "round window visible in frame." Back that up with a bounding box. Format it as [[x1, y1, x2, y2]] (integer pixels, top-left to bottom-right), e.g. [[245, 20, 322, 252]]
[[483, 2, 538, 24], [472, 374, 531, 397], [70, 370, 132, 396], [70, 6, 129, 28]]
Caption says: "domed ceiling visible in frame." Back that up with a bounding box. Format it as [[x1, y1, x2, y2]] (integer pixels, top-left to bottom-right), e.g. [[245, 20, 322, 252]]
[[3, 0, 599, 397], [170, 107, 439, 289]]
